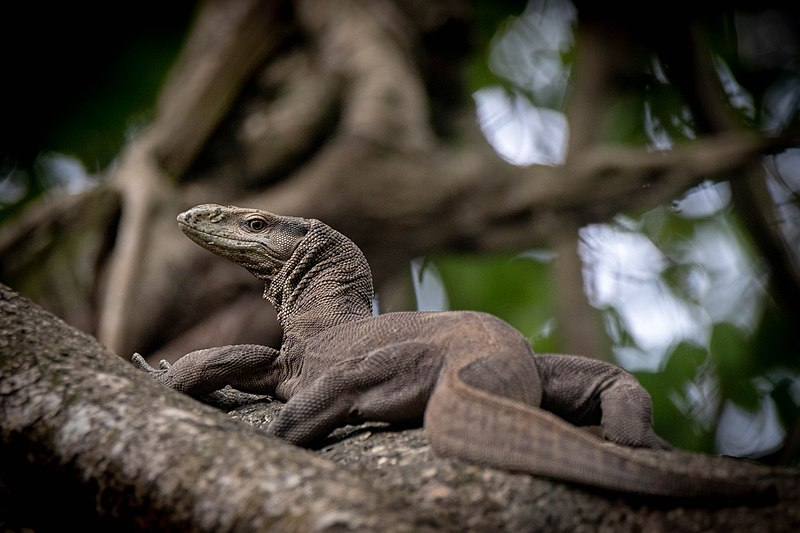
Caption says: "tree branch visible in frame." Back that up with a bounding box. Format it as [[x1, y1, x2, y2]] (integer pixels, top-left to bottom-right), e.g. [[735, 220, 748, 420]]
[[0, 284, 418, 530], [294, 0, 435, 149], [151, 0, 287, 177], [2, 285, 799, 530]]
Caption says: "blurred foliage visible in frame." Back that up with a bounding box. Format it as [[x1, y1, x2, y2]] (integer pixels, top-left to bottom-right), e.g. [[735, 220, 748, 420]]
[[0, 1, 196, 224], [45, 36, 182, 168], [636, 342, 715, 453], [428, 0, 800, 463], [466, 0, 530, 93]]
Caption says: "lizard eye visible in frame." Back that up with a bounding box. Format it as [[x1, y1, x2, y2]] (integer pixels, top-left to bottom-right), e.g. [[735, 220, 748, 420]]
[[246, 217, 267, 232]]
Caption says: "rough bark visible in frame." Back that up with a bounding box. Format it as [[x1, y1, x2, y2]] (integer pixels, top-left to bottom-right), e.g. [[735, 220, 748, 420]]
[[0, 283, 420, 531], [2, 284, 799, 531]]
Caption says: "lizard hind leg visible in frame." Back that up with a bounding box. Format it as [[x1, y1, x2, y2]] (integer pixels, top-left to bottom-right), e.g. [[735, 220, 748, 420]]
[[534, 354, 671, 450]]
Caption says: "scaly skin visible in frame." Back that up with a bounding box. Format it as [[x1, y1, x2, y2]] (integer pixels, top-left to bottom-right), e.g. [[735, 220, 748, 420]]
[[133, 204, 775, 498]]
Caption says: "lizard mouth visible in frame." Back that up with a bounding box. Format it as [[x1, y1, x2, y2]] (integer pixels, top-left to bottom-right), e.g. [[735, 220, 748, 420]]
[[178, 222, 288, 266], [177, 221, 252, 245]]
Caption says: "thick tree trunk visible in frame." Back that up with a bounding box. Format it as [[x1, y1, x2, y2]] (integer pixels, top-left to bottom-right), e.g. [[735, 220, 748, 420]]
[[2, 284, 799, 531], [0, 284, 416, 531]]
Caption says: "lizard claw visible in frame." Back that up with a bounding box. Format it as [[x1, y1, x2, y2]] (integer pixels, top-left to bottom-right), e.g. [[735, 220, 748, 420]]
[[159, 359, 171, 370], [132, 352, 156, 372], [131, 353, 170, 386]]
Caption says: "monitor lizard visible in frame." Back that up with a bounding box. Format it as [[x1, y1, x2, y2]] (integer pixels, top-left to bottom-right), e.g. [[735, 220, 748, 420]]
[[133, 203, 776, 498]]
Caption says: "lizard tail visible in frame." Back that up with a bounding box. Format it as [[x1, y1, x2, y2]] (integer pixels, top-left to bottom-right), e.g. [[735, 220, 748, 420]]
[[424, 363, 774, 498]]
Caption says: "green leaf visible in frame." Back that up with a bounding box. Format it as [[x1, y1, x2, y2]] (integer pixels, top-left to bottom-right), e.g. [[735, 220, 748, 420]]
[[710, 322, 760, 411], [635, 343, 717, 452], [431, 252, 556, 349]]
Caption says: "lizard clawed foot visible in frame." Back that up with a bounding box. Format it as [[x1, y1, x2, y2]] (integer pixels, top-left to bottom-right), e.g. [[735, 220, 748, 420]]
[[131, 353, 171, 385], [131, 352, 156, 372]]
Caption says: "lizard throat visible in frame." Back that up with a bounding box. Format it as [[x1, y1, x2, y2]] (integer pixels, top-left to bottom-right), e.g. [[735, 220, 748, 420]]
[[267, 220, 374, 336]]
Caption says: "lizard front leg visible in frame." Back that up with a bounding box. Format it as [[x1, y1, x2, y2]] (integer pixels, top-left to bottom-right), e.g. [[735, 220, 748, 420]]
[[535, 353, 670, 449], [132, 344, 282, 397]]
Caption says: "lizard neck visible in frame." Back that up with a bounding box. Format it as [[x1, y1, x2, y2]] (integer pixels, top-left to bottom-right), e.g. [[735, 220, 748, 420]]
[[267, 219, 374, 338]]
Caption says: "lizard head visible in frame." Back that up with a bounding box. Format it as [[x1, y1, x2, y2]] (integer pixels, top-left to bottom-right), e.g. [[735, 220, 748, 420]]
[[177, 204, 310, 281]]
